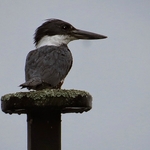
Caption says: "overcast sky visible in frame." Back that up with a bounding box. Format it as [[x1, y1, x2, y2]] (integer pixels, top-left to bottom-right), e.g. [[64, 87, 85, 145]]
[[0, 1, 150, 150]]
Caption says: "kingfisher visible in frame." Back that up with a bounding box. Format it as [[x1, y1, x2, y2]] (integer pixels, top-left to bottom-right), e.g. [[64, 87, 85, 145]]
[[20, 19, 107, 90]]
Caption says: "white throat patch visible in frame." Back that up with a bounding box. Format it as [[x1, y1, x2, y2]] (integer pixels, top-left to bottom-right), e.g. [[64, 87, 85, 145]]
[[36, 35, 75, 48]]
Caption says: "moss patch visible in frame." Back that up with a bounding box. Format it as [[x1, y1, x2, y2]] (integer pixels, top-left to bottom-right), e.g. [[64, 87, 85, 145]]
[[1, 89, 91, 101], [1, 89, 92, 114]]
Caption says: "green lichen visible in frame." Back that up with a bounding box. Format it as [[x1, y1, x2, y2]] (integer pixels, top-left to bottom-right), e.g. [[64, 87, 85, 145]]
[[1, 89, 92, 114], [1, 89, 91, 102]]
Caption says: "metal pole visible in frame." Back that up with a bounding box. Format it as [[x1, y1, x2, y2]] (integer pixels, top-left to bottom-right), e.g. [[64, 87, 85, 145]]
[[27, 111, 61, 150], [1, 89, 92, 150]]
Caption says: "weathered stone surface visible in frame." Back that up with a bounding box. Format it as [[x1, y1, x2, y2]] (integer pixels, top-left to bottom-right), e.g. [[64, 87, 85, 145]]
[[1, 89, 92, 114]]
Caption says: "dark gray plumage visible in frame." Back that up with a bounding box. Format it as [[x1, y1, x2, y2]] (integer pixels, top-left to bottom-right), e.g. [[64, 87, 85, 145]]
[[20, 19, 107, 90], [21, 45, 72, 90]]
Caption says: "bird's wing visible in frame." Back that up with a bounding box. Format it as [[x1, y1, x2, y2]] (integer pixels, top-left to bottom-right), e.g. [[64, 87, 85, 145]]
[[24, 45, 72, 88]]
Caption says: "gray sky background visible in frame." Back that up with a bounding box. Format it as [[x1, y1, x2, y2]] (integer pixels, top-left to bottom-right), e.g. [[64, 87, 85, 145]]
[[0, 1, 150, 150]]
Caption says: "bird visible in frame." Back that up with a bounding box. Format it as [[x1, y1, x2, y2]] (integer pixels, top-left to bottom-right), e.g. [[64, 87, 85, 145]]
[[20, 19, 107, 90]]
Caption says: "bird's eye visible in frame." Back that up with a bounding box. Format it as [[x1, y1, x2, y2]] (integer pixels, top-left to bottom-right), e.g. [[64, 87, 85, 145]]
[[62, 24, 72, 30]]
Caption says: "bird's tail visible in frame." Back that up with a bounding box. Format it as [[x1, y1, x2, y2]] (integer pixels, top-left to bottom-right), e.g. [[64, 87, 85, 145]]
[[19, 77, 43, 90]]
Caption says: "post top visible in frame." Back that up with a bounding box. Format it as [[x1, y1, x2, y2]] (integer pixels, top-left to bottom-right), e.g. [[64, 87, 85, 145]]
[[1, 89, 92, 114]]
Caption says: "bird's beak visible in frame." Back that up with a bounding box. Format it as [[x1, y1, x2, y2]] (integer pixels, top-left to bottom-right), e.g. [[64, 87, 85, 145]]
[[71, 28, 107, 40]]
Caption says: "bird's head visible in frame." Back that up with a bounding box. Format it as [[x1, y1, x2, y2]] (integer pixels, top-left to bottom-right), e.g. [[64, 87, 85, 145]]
[[34, 19, 107, 48]]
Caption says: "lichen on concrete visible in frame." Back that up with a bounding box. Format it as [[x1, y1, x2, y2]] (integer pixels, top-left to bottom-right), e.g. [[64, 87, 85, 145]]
[[1, 89, 92, 114], [1, 89, 91, 101]]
